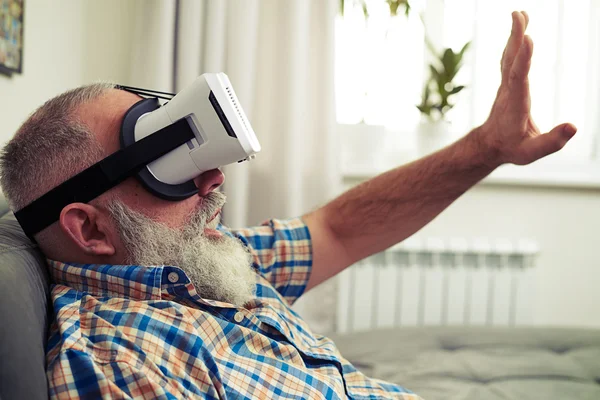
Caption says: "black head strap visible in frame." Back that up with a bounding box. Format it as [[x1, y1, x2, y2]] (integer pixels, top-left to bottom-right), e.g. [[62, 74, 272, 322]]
[[14, 98, 196, 238], [115, 85, 175, 100]]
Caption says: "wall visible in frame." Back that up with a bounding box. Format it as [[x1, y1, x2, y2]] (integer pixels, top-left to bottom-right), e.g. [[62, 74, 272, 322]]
[[0, 0, 136, 147], [421, 183, 600, 328], [341, 178, 600, 328]]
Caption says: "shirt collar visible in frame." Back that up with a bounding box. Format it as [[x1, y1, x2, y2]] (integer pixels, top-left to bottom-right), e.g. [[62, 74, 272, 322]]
[[47, 260, 190, 301], [46, 260, 241, 310]]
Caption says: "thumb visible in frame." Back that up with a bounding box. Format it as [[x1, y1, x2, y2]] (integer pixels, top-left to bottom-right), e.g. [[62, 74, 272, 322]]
[[514, 123, 577, 164]]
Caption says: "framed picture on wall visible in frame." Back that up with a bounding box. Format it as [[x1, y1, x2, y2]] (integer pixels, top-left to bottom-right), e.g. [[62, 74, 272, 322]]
[[0, 0, 24, 76]]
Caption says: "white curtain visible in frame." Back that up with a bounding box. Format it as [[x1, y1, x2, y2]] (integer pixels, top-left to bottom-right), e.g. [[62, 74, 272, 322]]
[[128, 0, 340, 332]]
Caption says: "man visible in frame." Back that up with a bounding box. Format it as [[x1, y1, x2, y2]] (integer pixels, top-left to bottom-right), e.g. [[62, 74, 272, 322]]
[[0, 11, 576, 399]]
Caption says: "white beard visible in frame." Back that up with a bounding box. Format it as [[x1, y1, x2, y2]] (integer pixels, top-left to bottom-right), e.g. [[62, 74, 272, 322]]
[[107, 192, 256, 306]]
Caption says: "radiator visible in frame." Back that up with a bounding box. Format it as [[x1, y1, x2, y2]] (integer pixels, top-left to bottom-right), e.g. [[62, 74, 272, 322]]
[[335, 237, 538, 333]]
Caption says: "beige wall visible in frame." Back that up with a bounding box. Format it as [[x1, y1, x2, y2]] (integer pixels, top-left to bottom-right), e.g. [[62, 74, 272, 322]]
[[0, 0, 136, 146]]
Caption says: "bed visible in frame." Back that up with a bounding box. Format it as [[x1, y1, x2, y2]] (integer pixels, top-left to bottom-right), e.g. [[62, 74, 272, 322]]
[[328, 325, 600, 399]]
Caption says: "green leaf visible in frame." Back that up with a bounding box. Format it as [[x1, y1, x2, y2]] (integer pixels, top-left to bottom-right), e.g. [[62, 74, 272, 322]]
[[454, 41, 471, 68], [449, 85, 465, 95], [416, 105, 431, 115], [424, 83, 432, 101], [404, 1, 411, 17], [434, 69, 446, 95], [419, 84, 430, 105], [442, 48, 456, 79], [459, 41, 471, 59], [339, 0, 344, 16], [362, 1, 369, 18], [417, 81, 435, 116]]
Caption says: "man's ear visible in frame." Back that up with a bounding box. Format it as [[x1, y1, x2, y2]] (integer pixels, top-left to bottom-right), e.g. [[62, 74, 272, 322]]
[[59, 203, 116, 256]]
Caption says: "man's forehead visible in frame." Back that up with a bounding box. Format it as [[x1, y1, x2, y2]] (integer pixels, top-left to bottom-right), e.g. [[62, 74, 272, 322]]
[[75, 88, 142, 154]]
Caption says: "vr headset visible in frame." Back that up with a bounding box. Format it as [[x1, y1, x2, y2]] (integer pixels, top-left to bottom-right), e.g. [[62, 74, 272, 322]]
[[15, 73, 261, 238]]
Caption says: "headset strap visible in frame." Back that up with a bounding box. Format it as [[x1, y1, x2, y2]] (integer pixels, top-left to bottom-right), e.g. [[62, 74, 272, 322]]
[[116, 85, 175, 101], [15, 118, 195, 238]]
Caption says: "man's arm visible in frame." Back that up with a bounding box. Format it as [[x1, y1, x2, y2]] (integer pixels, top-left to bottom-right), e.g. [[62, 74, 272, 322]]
[[303, 11, 577, 292]]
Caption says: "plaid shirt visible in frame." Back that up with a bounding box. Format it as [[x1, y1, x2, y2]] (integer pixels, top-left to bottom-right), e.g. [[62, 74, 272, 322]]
[[46, 218, 419, 399]]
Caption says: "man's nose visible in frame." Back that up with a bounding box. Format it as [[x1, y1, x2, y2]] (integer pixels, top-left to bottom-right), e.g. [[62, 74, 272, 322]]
[[193, 169, 225, 197]]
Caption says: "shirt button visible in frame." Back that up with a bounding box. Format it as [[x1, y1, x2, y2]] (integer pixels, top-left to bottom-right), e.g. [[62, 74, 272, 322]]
[[234, 312, 244, 323], [167, 272, 179, 283]]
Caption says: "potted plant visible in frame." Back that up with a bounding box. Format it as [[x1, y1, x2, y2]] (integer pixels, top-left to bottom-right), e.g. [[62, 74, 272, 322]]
[[338, 0, 471, 156], [416, 42, 470, 155]]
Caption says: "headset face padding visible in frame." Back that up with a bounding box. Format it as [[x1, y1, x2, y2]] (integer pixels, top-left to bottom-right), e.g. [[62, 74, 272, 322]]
[[120, 98, 198, 201]]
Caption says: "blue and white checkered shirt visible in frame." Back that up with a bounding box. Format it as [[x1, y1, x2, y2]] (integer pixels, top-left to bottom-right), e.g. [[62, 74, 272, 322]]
[[46, 218, 420, 399]]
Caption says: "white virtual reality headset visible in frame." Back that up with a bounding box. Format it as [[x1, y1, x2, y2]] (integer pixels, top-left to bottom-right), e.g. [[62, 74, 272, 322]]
[[16, 73, 261, 238]]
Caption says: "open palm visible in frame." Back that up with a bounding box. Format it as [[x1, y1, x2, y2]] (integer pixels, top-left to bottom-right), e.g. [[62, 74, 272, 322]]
[[481, 11, 577, 166]]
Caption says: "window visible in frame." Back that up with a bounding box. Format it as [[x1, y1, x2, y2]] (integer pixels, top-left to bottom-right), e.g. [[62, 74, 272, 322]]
[[335, 1, 425, 128], [336, 0, 600, 180]]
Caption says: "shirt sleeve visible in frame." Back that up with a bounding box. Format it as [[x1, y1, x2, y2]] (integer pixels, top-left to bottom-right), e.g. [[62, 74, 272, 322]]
[[225, 217, 313, 305]]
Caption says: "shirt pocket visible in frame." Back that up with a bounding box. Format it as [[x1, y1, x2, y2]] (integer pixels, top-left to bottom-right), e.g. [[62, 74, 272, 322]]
[[89, 339, 181, 396]]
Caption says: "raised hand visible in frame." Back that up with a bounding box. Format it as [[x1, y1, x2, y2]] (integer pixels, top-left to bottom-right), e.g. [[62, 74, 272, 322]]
[[478, 11, 577, 166]]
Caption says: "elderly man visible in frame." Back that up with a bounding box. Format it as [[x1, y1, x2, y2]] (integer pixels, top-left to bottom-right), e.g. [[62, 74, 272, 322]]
[[0, 11, 575, 399]]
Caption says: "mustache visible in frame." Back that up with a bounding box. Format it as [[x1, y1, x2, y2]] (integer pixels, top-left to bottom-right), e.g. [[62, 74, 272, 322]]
[[185, 191, 227, 231]]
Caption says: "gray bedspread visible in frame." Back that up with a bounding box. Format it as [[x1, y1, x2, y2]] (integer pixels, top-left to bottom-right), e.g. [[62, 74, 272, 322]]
[[328, 326, 600, 399]]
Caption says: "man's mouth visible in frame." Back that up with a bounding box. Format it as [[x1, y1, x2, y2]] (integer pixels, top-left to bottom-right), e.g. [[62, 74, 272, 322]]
[[207, 208, 221, 224], [204, 209, 222, 237]]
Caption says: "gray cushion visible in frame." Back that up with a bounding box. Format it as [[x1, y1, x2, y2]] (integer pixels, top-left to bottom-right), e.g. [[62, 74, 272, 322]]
[[329, 326, 600, 400], [0, 211, 50, 400]]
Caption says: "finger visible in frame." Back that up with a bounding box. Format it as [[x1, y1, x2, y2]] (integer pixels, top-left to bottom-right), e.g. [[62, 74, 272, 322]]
[[500, 14, 516, 71], [522, 11, 529, 29], [500, 11, 529, 70], [516, 123, 577, 164], [501, 12, 527, 83], [509, 35, 533, 96]]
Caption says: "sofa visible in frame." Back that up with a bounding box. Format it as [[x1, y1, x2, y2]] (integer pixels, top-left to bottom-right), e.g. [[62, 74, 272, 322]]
[[0, 198, 50, 400]]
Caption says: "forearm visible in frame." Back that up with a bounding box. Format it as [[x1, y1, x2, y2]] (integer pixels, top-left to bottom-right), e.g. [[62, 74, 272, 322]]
[[303, 11, 575, 292], [306, 127, 498, 278]]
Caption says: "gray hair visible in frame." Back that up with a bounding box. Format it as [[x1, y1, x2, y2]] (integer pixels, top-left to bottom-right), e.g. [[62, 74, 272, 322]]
[[0, 82, 115, 211]]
